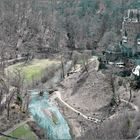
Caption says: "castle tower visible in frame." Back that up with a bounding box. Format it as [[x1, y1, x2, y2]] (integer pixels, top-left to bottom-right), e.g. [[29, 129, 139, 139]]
[[122, 9, 140, 54]]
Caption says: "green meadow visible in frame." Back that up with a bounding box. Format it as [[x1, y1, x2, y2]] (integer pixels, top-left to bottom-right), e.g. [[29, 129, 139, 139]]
[[6, 59, 60, 83], [0, 124, 37, 140]]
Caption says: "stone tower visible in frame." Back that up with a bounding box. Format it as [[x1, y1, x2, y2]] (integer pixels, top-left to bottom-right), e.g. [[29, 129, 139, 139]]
[[122, 9, 140, 54]]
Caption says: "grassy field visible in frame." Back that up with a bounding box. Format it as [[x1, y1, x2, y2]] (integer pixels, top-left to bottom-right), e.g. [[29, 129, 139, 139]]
[[6, 59, 60, 83], [0, 124, 37, 140]]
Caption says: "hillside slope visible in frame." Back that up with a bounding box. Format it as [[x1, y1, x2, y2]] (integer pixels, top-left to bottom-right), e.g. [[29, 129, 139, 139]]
[[56, 57, 140, 139]]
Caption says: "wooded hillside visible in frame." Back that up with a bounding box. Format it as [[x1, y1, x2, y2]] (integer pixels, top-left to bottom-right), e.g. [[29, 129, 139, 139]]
[[0, 0, 139, 58]]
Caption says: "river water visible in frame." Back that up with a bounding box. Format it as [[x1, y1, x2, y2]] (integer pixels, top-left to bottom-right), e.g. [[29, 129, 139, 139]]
[[29, 91, 71, 139], [28, 61, 73, 139]]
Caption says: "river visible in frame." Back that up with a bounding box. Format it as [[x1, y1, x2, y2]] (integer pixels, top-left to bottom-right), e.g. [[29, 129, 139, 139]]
[[29, 90, 71, 139], [28, 61, 73, 139]]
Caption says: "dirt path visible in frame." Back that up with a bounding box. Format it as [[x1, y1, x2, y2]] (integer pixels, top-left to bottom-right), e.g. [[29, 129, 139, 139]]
[[108, 99, 139, 120], [121, 99, 139, 112], [52, 91, 100, 123]]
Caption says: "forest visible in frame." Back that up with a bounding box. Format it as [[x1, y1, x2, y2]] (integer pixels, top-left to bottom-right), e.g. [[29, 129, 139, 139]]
[[0, 0, 140, 140]]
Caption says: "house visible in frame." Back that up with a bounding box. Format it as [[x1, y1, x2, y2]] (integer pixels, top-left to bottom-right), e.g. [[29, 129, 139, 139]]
[[122, 9, 140, 55]]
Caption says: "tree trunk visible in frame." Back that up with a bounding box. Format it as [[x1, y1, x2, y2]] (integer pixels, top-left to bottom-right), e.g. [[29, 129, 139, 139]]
[[7, 102, 10, 120], [129, 88, 132, 102], [0, 90, 3, 115], [61, 56, 65, 79], [7, 91, 14, 120]]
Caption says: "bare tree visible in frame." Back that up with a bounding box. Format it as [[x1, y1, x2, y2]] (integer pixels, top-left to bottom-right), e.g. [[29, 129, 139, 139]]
[[6, 88, 16, 120], [61, 55, 65, 79], [0, 76, 10, 116], [11, 68, 25, 110], [123, 79, 133, 102], [109, 73, 117, 106]]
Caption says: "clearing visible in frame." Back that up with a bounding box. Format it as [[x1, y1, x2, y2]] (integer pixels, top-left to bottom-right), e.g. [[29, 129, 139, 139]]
[[6, 59, 61, 83]]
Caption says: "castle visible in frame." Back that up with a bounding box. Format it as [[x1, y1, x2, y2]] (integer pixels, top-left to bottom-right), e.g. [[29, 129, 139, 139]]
[[122, 9, 140, 55]]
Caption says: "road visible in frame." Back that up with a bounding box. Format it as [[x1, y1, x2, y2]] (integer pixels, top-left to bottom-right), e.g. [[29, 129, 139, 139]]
[[2, 57, 25, 67], [52, 91, 100, 123]]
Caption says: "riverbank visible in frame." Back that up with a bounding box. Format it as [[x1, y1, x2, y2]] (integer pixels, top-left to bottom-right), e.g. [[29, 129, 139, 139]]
[[0, 57, 74, 139], [0, 55, 102, 139], [51, 56, 100, 137], [52, 56, 140, 139], [29, 90, 72, 139]]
